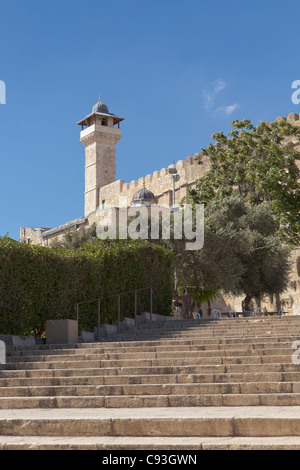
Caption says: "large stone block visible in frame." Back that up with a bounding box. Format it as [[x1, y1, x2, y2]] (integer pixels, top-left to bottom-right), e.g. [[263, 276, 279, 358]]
[[80, 331, 96, 342], [124, 317, 135, 328], [46, 319, 78, 345], [12, 336, 36, 347], [103, 323, 118, 335], [0, 341, 5, 365]]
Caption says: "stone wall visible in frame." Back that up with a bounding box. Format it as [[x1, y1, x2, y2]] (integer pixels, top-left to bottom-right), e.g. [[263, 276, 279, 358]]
[[20, 217, 87, 247], [20, 227, 50, 246], [276, 112, 300, 127], [99, 153, 209, 208]]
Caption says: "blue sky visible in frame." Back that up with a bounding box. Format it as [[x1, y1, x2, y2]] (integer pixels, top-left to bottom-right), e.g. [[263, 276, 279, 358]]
[[0, 0, 299, 240]]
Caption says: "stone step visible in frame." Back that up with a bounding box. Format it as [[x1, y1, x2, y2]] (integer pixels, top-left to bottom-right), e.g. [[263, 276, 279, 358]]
[[1, 406, 300, 437], [2, 354, 296, 371], [129, 325, 298, 333], [5, 319, 300, 346], [0, 361, 297, 379], [124, 323, 300, 330], [127, 322, 300, 329], [7, 327, 300, 354], [1, 316, 300, 449], [6, 335, 300, 349], [7, 336, 300, 352], [2, 370, 300, 387], [3, 392, 300, 408], [113, 333, 300, 343], [110, 327, 300, 338], [5, 347, 297, 365], [1, 380, 299, 398], [6, 339, 300, 359], [2, 435, 300, 450]]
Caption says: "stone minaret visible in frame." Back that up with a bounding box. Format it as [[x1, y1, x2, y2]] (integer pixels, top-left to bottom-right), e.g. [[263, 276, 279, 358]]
[[77, 96, 124, 217]]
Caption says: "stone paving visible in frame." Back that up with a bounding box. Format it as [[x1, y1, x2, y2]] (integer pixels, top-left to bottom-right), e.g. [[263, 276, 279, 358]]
[[1, 315, 300, 449]]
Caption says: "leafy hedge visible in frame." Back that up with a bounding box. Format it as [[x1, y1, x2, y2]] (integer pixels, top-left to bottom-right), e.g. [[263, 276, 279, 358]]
[[0, 237, 174, 336]]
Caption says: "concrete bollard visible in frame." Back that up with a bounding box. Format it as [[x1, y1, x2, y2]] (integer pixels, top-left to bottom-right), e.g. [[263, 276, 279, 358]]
[[0, 340, 6, 364]]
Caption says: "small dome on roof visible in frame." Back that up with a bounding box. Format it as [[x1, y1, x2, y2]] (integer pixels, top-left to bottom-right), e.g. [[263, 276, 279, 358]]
[[132, 187, 155, 203], [92, 95, 109, 114]]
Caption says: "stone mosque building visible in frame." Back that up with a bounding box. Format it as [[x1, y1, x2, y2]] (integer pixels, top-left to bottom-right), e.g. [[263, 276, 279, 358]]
[[20, 97, 300, 315], [20, 96, 209, 246]]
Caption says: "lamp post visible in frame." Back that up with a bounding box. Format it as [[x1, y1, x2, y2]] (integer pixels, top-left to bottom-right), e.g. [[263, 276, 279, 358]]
[[168, 167, 180, 209], [168, 167, 180, 302]]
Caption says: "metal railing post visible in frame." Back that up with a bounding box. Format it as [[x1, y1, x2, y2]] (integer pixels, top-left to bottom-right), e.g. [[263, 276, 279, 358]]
[[134, 289, 137, 328], [97, 298, 101, 341], [75, 286, 152, 334], [117, 294, 121, 333]]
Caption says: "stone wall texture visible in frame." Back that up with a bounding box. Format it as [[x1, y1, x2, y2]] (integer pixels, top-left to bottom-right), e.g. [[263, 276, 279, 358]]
[[99, 153, 209, 209]]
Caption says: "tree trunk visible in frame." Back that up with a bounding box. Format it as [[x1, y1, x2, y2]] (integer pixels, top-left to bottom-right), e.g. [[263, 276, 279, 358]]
[[253, 297, 261, 314], [242, 294, 252, 312], [274, 293, 281, 312], [181, 293, 193, 318]]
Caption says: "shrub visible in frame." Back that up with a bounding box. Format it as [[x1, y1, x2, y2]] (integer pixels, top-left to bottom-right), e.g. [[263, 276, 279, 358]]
[[0, 236, 173, 336]]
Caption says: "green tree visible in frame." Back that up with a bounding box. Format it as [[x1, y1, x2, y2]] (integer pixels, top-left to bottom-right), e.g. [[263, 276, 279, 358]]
[[0, 236, 174, 336], [189, 119, 300, 246], [163, 196, 291, 316]]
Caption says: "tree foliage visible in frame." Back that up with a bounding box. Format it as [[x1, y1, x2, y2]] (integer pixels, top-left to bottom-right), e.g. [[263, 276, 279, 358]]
[[162, 196, 291, 316], [0, 236, 173, 336], [189, 119, 300, 246]]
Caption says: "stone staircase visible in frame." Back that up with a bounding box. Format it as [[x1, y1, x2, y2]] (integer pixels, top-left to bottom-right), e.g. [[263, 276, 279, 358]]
[[1, 315, 300, 449]]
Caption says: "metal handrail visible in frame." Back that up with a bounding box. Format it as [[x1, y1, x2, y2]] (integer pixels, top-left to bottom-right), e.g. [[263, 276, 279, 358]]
[[74, 286, 153, 340]]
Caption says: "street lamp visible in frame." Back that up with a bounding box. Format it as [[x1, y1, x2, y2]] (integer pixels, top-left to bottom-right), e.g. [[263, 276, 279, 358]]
[[168, 167, 180, 208], [168, 168, 180, 299]]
